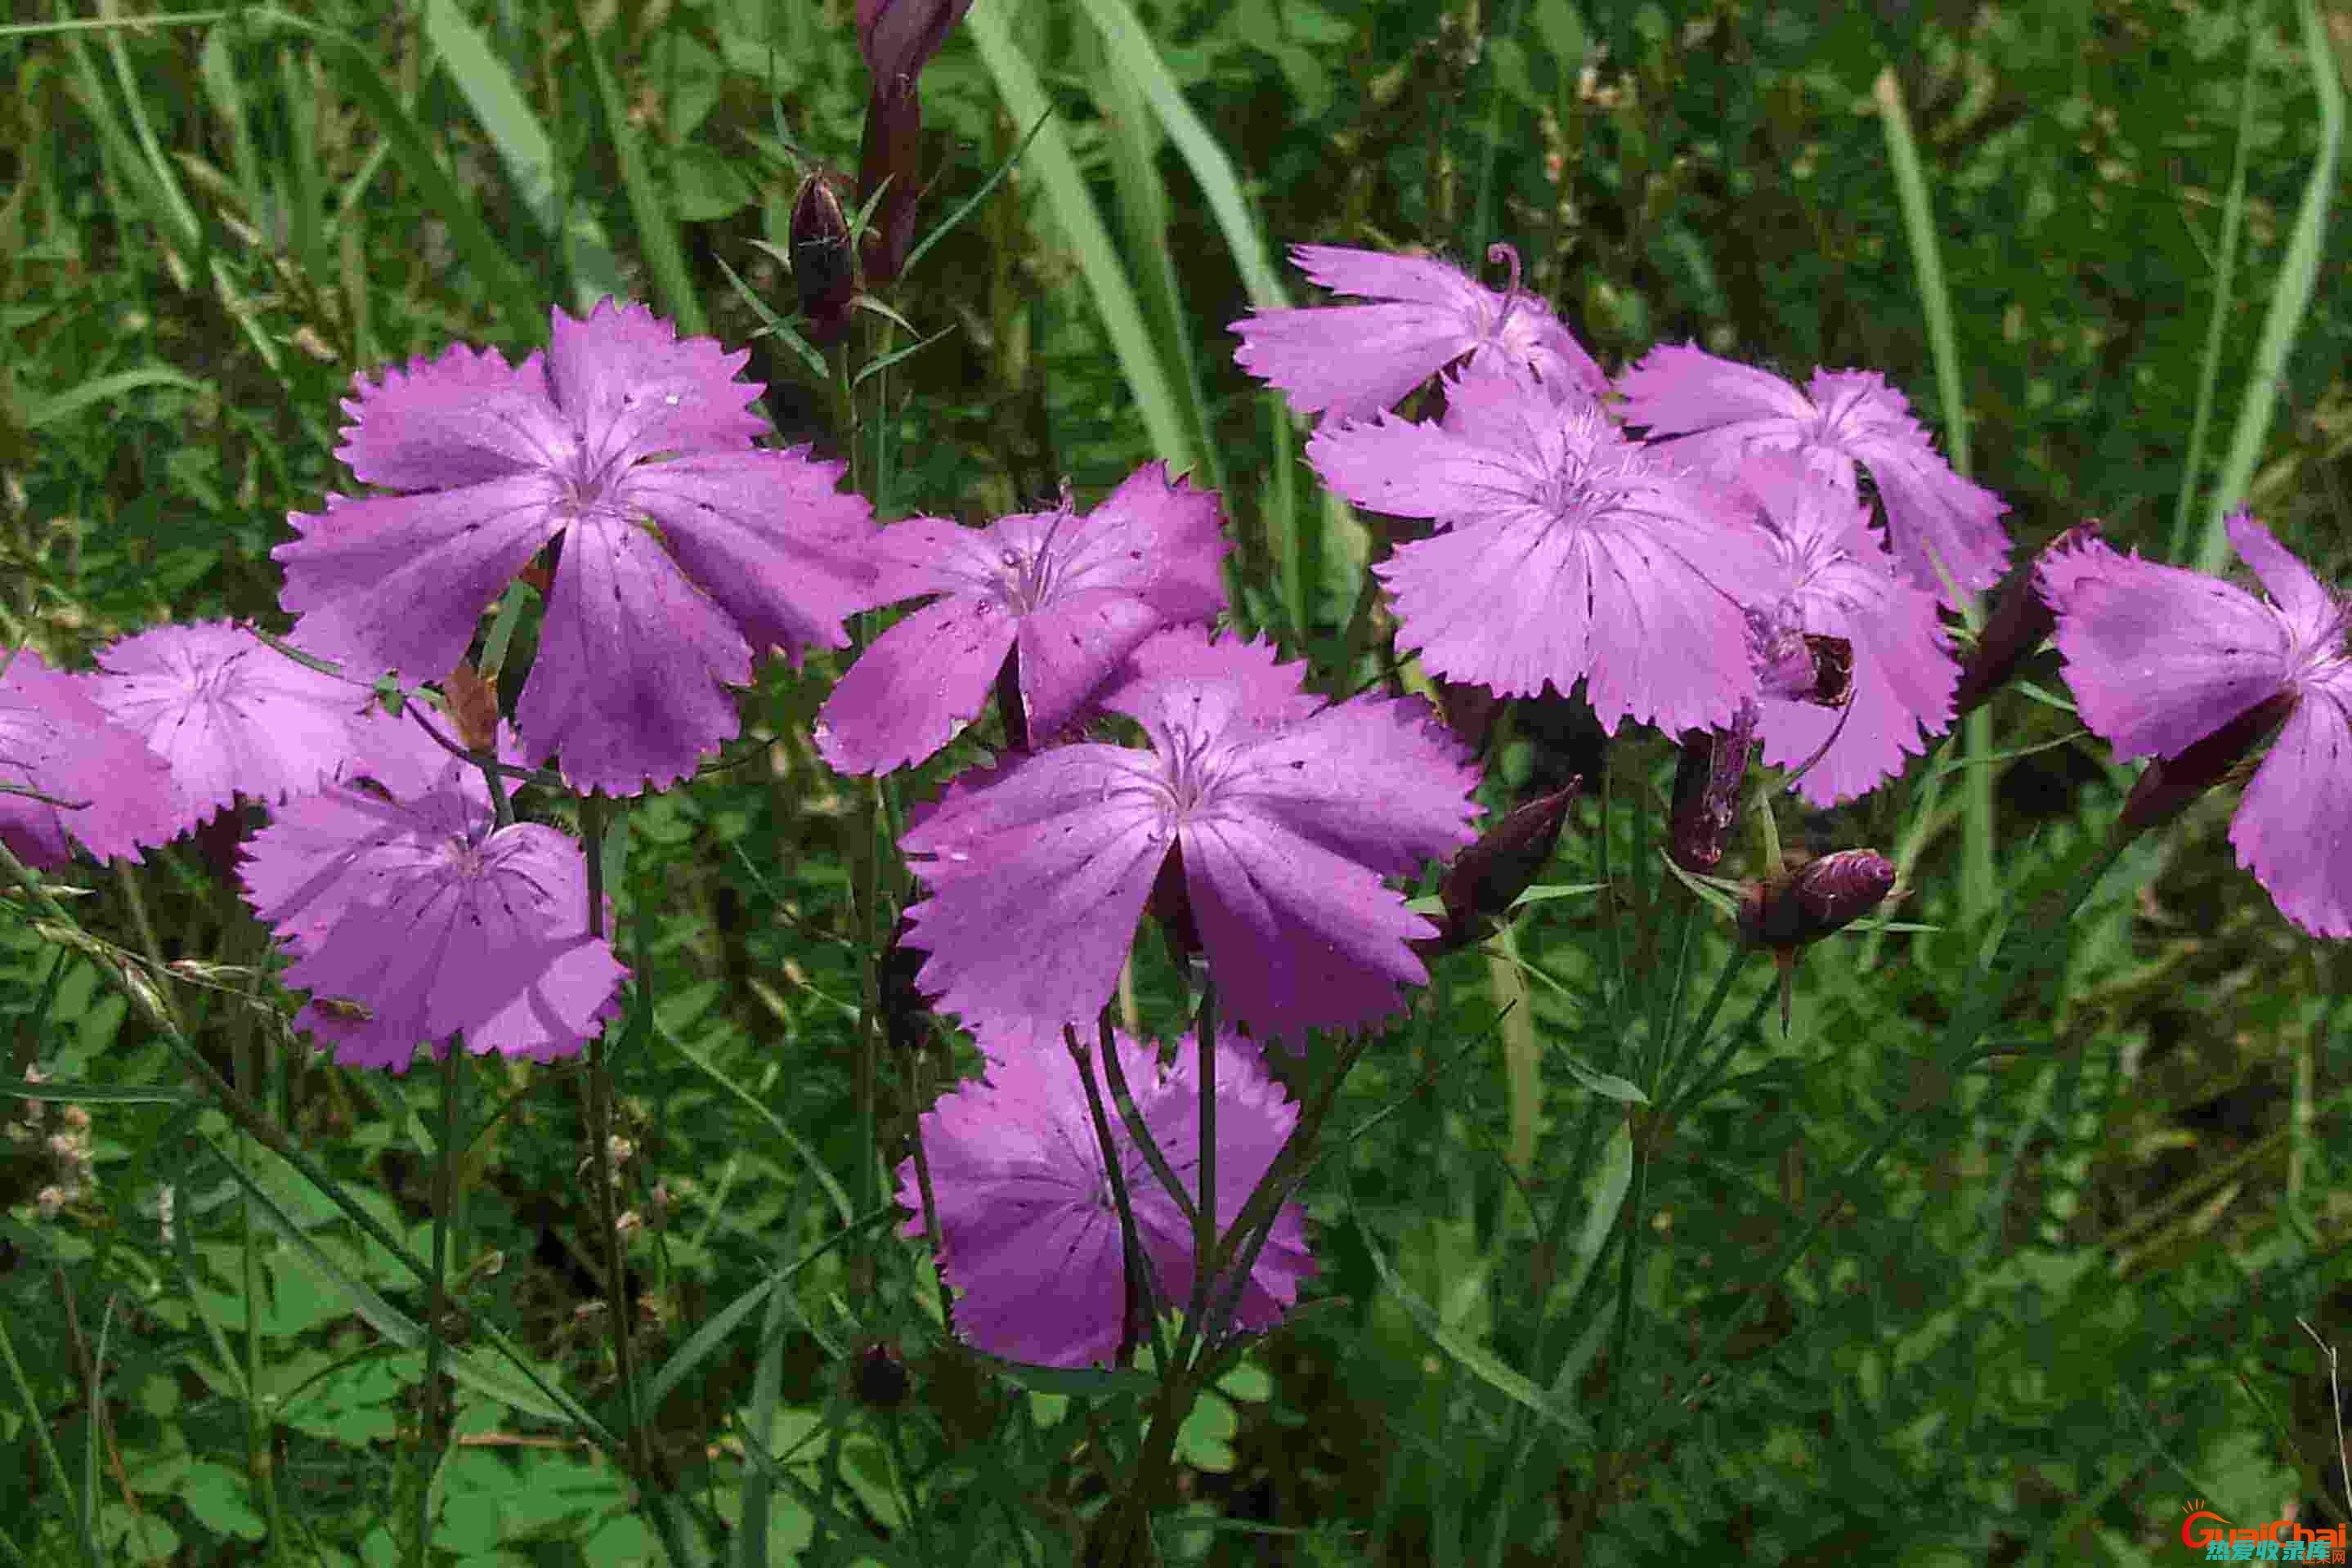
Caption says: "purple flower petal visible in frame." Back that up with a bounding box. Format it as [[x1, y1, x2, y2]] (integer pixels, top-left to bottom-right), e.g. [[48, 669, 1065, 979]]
[[897, 1028, 1310, 1368], [1618, 345, 2010, 604], [817, 464, 1228, 774], [629, 448, 880, 665], [815, 595, 1019, 776], [515, 514, 753, 795], [899, 747, 1175, 1035], [2036, 535, 2292, 761], [1314, 370, 1772, 732], [241, 755, 625, 1071], [902, 629, 1481, 1044], [2233, 683, 2352, 939], [90, 622, 383, 833], [278, 478, 563, 681], [1233, 244, 1605, 423], [282, 299, 880, 794], [1736, 454, 1957, 804]]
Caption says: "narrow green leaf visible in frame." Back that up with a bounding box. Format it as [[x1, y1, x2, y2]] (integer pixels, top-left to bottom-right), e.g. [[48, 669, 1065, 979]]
[[1355, 1212, 1590, 1440], [964, 0, 1191, 470], [2194, 0, 2341, 574], [422, 0, 629, 312]]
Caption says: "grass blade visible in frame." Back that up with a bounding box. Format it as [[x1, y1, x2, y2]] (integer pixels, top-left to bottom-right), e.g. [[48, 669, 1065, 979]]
[[964, 0, 1191, 471], [2193, 0, 2342, 572]]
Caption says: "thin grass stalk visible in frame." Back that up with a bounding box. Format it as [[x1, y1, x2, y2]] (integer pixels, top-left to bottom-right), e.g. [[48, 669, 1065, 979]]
[[965, 0, 1192, 469], [235, 1021, 289, 1552], [1873, 63, 1996, 937], [2193, 0, 2341, 573], [2166, 25, 2261, 565]]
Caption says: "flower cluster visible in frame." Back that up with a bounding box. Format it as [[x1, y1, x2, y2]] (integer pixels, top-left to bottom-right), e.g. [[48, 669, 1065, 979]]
[[1243, 245, 1987, 805], [16, 223, 2341, 1382]]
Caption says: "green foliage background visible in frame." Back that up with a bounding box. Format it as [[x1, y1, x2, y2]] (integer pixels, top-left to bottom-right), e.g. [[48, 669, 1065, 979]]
[[2, 0, 2350, 1562]]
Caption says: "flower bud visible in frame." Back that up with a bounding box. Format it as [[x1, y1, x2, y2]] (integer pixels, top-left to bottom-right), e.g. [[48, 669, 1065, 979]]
[[791, 172, 860, 346], [852, 0, 971, 287], [444, 661, 501, 754], [2118, 689, 2296, 836], [852, 1339, 912, 1411], [1669, 701, 1757, 876], [1433, 783, 1579, 950], [1954, 520, 2101, 718], [1737, 849, 1897, 952]]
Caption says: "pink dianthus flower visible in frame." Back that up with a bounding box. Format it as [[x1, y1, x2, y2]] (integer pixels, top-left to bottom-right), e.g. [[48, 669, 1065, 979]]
[[1233, 244, 1606, 423], [2038, 512, 2352, 938], [276, 298, 880, 795], [1735, 453, 1959, 805], [238, 717, 627, 1068], [898, 1027, 1313, 1369], [88, 621, 388, 837], [1616, 344, 2010, 606], [815, 463, 1229, 774], [1306, 365, 1778, 734], [898, 628, 1481, 1047]]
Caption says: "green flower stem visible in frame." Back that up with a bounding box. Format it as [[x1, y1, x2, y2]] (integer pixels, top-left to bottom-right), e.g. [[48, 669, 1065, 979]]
[[577, 793, 659, 1488], [409, 1034, 464, 1568], [1188, 977, 1219, 1327]]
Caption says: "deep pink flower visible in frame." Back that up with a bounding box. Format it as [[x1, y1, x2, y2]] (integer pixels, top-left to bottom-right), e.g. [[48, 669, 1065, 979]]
[[0, 649, 176, 868], [815, 464, 1229, 774], [1306, 365, 1777, 733], [1233, 244, 1606, 423], [2038, 512, 2352, 938], [898, 629, 1481, 1046], [1736, 454, 1959, 805], [898, 1027, 1312, 1369], [239, 719, 627, 1068], [87, 622, 388, 836], [276, 299, 880, 795], [1615, 345, 2010, 606]]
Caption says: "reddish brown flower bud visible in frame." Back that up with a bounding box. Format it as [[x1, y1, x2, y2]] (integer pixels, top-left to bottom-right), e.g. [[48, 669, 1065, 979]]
[[1954, 520, 2102, 718], [1737, 849, 1897, 952], [444, 661, 501, 753], [2118, 689, 2297, 836], [1433, 783, 1579, 949], [1669, 701, 1757, 876], [791, 172, 859, 346]]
